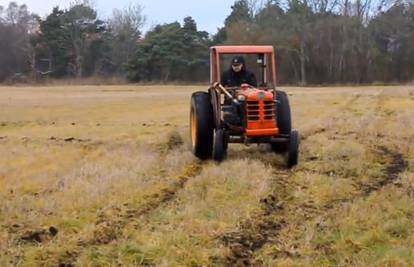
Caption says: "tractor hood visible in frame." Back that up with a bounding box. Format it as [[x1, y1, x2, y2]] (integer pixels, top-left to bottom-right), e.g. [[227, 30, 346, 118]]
[[235, 84, 274, 101], [234, 84, 277, 136]]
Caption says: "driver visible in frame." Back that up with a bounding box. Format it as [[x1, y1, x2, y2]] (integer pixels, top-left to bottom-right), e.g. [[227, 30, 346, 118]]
[[221, 56, 257, 87]]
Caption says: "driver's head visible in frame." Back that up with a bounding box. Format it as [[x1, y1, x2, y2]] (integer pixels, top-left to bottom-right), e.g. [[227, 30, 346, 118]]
[[231, 56, 245, 73]]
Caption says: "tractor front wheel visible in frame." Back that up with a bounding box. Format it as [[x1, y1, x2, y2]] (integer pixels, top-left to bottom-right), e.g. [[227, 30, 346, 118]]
[[272, 90, 292, 152], [213, 129, 227, 162], [287, 129, 299, 168], [276, 90, 292, 135], [190, 92, 214, 159]]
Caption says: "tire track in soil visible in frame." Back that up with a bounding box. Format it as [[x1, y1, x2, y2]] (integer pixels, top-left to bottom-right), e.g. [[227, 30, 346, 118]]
[[324, 146, 408, 208], [216, 145, 408, 266], [303, 89, 408, 207], [57, 160, 203, 267], [216, 92, 409, 265], [214, 95, 362, 266], [288, 93, 409, 261], [90, 162, 203, 245], [301, 93, 361, 141], [2, 138, 108, 267], [213, 94, 363, 265], [55, 133, 203, 266], [4, 133, 197, 266], [214, 165, 294, 266], [319, 91, 409, 208]]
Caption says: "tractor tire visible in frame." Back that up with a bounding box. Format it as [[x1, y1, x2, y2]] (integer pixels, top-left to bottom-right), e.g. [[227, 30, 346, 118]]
[[190, 92, 214, 159], [271, 90, 292, 152], [276, 90, 292, 134], [287, 129, 299, 168], [213, 129, 226, 162]]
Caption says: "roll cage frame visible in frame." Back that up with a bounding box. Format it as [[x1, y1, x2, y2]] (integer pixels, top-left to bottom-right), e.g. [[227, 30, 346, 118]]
[[209, 45, 277, 89], [208, 45, 278, 130]]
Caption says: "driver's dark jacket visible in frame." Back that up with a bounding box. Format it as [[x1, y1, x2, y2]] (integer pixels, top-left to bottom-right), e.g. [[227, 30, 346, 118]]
[[221, 68, 257, 87]]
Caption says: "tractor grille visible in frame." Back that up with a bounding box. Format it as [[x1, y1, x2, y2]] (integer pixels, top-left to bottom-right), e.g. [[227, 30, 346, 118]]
[[247, 101, 259, 120], [264, 100, 275, 120], [246, 100, 275, 121]]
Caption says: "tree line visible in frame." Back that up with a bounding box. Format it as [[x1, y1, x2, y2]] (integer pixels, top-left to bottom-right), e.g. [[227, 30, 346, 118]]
[[0, 0, 413, 85]]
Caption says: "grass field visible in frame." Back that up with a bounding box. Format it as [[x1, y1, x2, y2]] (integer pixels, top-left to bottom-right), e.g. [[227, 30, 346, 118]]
[[0, 85, 413, 266]]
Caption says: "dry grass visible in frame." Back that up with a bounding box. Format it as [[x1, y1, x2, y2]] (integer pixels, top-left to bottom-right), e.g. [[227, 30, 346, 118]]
[[0, 85, 413, 266]]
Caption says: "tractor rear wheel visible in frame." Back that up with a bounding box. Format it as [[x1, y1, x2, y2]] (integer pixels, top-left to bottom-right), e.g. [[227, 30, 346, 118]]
[[213, 129, 227, 162], [287, 129, 299, 168], [272, 90, 292, 152], [190, 92, 214, 159]]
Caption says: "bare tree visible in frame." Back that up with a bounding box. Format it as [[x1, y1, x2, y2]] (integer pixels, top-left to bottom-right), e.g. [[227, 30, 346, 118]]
[[0, 2, 37, 82], [109, 2, 146, 72]]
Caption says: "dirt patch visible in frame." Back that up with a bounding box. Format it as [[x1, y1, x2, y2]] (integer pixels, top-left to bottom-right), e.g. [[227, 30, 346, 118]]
[[49, 136, 91, 143], [166, 130, 184, 150], [324, 145, 408, 209], [215, 168, 292, 266], [358, 146, 408, 195], [220, 202, 285, 265], [19, 226, 58, 243]]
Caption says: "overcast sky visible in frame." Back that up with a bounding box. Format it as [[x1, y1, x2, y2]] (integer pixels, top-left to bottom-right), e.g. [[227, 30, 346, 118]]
[[0, 0, 235, 34]]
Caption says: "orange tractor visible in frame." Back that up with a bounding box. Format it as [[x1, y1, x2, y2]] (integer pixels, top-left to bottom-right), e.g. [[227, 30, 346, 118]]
[[190, 45, 299, 167]]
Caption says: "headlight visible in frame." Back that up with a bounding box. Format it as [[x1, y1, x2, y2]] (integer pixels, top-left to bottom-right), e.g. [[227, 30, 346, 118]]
[[237, 95, 246, 101]]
